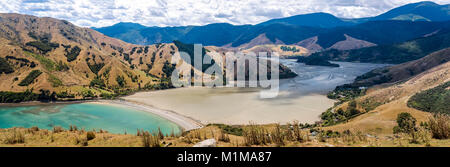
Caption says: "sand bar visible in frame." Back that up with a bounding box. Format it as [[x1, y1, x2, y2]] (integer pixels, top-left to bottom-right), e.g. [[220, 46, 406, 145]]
[[89, 100, 204, 131]]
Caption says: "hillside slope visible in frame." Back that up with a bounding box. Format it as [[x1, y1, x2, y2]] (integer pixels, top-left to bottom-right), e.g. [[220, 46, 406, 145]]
[[309, 28, 450, 64], [347, 48, 450, 88], [371, 1, 450, 22], [0, 13, 182, 100], [327, 57, 450, 134]]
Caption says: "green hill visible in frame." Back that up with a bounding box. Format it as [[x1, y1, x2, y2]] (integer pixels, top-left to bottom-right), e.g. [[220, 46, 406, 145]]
[[408, 81, 450, 115], [308, 29, 450, 64]]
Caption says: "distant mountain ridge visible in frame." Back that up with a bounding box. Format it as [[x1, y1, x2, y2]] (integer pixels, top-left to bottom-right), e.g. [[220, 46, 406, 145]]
[[257, 12, 353, 28], [94, 1, 450, 48], [308, 26, 450, 64], [370, 1, 450, 21]]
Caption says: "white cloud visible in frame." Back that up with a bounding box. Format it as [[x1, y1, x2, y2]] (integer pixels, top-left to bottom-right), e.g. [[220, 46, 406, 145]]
[[0, 0, 448, 27]]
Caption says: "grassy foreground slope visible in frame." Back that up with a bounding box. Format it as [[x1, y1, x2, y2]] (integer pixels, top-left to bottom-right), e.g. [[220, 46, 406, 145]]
[[326, 58, 450, 135], [2, 122, 449, 147]]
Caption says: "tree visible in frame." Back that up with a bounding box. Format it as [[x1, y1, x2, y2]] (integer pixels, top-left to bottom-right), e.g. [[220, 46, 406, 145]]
[[393, 112, 417, 134]]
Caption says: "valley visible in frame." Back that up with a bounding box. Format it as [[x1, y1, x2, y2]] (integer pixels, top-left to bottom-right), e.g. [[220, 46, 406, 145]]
[[0, 1, 449, 147]]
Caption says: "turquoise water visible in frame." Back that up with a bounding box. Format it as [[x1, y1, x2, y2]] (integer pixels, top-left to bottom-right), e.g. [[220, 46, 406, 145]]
[[0, 103, 181, 135]]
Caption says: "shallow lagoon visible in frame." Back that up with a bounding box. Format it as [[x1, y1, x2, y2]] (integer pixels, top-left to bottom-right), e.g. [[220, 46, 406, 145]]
[[0, 103, 182, 134], [124, 60, 388, 125]]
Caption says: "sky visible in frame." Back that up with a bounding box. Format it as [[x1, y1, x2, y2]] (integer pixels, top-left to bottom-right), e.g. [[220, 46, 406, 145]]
[[0, 0, 448, 27]]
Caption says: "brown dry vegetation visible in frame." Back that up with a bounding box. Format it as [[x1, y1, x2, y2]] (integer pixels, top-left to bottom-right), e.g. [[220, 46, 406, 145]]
[[327, 60, 450, 135], [0, 13, 184, 99], [1, 120, 449, 147]]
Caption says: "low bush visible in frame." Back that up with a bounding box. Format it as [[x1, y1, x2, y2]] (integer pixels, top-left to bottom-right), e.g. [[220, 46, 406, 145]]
[[393, 112, 417, 134], [18, 70, 42, 86], [3, 128, 25, 144], [90, 77, 106, 88], [26, 41, 59, 54], [427, 113, 450, 139], [0, 90, 38, 103], [209, 124, 243, 136], [141, 130, 161, 147], [408, 81, 450, 115], [65, 46, 81, 62], [86, 131, 96, 141], [52, 126, 64, 133], [0, 57, 14, 74]]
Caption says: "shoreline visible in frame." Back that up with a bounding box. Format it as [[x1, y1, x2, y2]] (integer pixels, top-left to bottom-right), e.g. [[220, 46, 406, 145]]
[[123, 87, 336, 125], [89, 99, 204, 132], [0, 100, 93, 107]]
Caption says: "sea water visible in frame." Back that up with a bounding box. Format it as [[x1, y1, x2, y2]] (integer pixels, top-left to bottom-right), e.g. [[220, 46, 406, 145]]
[[0, 103, 181, 135]]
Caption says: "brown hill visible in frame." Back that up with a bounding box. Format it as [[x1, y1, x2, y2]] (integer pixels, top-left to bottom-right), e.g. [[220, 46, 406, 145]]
[[0, 13, 181, 99], [352, 48, 450, 88], [237, 33, 284, 49], [326, 48, 450, 134], [294, 36, 323, 52], [329, 34, 376, 50]]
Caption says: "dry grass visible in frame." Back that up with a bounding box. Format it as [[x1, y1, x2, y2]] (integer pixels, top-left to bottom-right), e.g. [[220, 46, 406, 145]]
[[428, 113, 450, 139], [0, 123, 449, 147]]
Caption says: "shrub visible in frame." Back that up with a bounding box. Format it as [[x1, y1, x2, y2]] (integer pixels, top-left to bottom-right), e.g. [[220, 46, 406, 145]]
[[90, 77, 106, 88], [30, 126, 39, 132], [3, 129, 25, 144], [87, 62, 105, 75], [56, 61, 69, 71], [18, 70, 42, 86], [142, 130, 160, 147], [162, 61, 175, 78], [271, 124, 284, 146], [38, 89, 57, 102], [86, 131, 96, 141], [209, 124, 243, 136], [428, 113, 450, 139], [408, 81, 450, 114], [218, 130, 231, 143], [26, 41, 59, 54], [157, 127, 164, 140], [52, 126, 64, 133], [0, 90, 38, 103], [393, 112, 416, 134], [0, 57, 14, 74], [81, 90, 96, 99], [123, 53, 131, 64], [116, 75, 126, 87], [65, 46, 81, 62], [243, 123, 271, 146], [280, 46, 300, 52]]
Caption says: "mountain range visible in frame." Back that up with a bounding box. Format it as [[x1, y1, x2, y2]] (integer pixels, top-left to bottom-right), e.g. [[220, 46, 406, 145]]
[[94, 1, 450, 51], [307, 26, 450, 64]]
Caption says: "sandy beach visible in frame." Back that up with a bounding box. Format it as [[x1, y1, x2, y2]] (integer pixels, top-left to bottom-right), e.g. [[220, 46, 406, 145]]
[[89, 100, 204, 131]]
